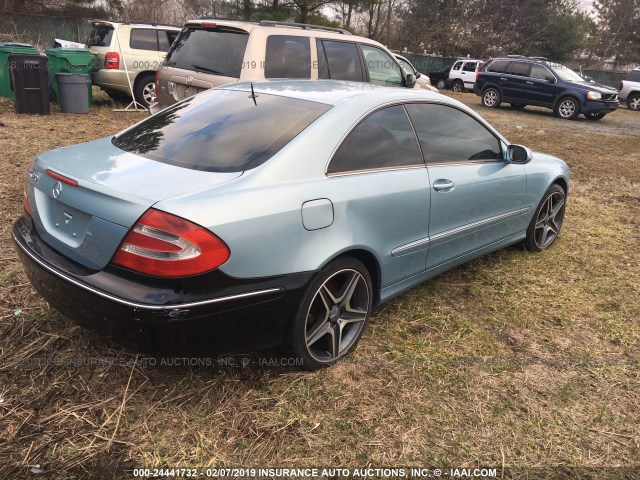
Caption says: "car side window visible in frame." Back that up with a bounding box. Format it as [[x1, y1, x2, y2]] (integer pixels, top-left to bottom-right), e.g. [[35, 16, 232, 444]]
[[452, 61, 462, 70], [265, 35, 311, 79], [628, 71, 640, 82], [158, 30, 178, 52], [130, 28, 158, 51], [487, 60, 511, 73], [405, 103, 502, 165], [361, 45, 403, 86], [316, 40, 363, 81], [531, 64, 555, 82], [328, 105, 422, 174], [397, 58, 414, 74], [462, 61, 477, 72], [509, 61, 532, 77]]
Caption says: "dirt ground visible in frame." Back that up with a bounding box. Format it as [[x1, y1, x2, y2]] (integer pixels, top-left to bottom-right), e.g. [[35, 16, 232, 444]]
[[0, 89, 638, 479]]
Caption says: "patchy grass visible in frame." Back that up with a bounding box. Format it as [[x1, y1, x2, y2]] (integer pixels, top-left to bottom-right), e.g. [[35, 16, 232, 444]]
[[0, 90, 638, 478]]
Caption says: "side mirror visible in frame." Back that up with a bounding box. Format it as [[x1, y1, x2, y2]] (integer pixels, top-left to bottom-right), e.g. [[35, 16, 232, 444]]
[[406, 73, 416, 88], [506, 144, 532, 164], [546, 76, 556, 83]]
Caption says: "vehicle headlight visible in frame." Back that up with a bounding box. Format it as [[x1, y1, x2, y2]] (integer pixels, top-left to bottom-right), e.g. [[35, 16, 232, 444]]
[[586, 91, 602, 100]]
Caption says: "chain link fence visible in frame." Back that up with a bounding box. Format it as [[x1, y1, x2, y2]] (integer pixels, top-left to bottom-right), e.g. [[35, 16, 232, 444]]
[[0, 12, 93, 49]]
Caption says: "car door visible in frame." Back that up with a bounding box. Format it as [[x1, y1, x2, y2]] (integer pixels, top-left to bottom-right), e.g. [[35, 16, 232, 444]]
[[525, 63, 561, 106], [405, 103, 528, 269], [501, 61, 532, 102], [461, 61, 479, 89], [360, 44, 403, 87], [316, 39, 364, 81], [326, 105, 431, 287]]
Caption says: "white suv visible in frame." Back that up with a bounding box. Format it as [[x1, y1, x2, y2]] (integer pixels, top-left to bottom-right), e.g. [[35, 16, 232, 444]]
[[448, 58, 482, 92], [619, 68, 640, 111], [86, 20, 181, 107]]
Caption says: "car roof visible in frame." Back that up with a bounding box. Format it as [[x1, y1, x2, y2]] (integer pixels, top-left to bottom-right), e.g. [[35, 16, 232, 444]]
[[220, 79, 448, 107]]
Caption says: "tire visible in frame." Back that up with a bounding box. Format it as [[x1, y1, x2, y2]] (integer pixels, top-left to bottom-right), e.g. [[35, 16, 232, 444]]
[[509, 103, 526, 110], [452, 80, 464, 92], [627, 93, 640, 111], [482, 87, 501, 108], [289, 257, 373, 370], [436, 79, 446, 89], [584, 112, 606, 120], [134, 73, 156, 108], [525, 184, 566, 252], [554, 97, 580, 119]]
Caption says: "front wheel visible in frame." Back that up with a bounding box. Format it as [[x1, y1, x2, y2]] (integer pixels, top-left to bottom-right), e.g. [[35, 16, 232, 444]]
[[525, 184, 566, 252], [627, 93, 640, 111], [584, 112, 606, 120], [554, 97, 580, 119], [289, 257, 372, 370], [482, 87, 501, 108]]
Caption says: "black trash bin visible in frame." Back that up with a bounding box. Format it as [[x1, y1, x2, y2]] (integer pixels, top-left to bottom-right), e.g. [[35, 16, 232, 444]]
[[55, 73, 90, 113], [9, 53, 50, 115]]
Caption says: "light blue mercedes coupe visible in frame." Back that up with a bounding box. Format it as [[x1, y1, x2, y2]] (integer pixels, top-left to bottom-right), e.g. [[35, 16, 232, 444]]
[[14, 80, 568, 369]]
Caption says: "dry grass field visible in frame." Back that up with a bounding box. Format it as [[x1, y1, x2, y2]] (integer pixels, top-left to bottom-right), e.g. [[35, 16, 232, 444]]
[[0, 89, 638, 479]]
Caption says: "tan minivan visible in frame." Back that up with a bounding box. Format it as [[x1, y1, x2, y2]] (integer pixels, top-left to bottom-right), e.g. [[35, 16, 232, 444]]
[[152, 20, 417, 111]]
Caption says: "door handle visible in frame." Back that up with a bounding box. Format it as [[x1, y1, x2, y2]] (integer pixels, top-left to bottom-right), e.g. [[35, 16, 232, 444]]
[[500, 77, 507, 80], [433, 180, 454, 191], [526, 81, 534, 84]]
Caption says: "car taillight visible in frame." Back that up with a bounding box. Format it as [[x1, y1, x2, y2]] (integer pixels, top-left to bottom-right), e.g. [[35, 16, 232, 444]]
[[105, 52, 120, 69], [23, 179, 32, 216], [112, 209, 230, 277]]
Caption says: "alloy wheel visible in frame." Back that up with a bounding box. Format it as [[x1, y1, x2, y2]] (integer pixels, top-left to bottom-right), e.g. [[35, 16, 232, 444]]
[[534, 191, 565, 249], [304, 269, 370, 363], [142, 82, 156, 106], [483, 90, 498, 107], [558, 99, 576, 118], [629, 96, 640, 111]]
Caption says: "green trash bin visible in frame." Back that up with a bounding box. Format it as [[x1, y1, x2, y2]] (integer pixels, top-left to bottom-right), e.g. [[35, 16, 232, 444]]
[[0, 42, 39, 99], [44, 48, 96, 104]]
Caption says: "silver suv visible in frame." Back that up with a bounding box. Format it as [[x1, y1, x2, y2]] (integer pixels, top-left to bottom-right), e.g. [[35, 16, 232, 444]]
[[153, 19, 416, 110], [619, 68, 640, 111], [86, 20, 181, 107]]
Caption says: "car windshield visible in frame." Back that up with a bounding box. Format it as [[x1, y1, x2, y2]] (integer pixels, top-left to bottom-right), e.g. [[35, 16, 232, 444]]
[[112, 89, 331, 172], [549, 63, 585, 82]]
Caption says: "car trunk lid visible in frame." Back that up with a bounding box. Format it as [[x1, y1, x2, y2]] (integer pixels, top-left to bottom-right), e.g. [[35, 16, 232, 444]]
[[27, 137, 241, 270]]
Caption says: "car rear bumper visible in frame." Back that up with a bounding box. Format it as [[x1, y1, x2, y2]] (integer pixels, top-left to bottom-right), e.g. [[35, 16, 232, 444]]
[[91, 69, 137, 93], [13, 215, 314, 354]]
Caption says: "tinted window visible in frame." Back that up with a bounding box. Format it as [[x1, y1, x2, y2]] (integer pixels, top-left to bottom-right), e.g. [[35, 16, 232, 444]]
[[487, 60, 511, 73], [509, 61, 531, 77], [158, 30, 178, 52], [361, 45, 403, 86], [531, 64, 555, 81], [452, 61, 462, 70], [265, 35, 311, 79], [328, 105, 422, 174], [130, 29, 158, 51], [87, 26, 113, 47], [112, 89, 330, 172], [317, 40, 363, 81], [397, 58, 414, 74], [165, 28, 249, 78], [626, 71, 640, 82], [405, 104, 501, 164], [462, 61, 478, 72]]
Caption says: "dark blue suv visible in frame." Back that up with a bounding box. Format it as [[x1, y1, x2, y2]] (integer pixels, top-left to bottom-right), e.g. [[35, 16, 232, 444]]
[[474, 56, 619, 120]]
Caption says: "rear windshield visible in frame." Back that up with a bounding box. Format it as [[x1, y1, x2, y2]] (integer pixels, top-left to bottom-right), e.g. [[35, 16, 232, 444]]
[[87, 26, 114, 47], [112, 89, 331, 172], [164, 27, 249, 78]]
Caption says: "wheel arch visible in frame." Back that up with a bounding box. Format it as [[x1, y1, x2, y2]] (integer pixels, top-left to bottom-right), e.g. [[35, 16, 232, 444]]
[[133, 70, 156, 90], [554, 93, 581, 109], [323, 248, 382, 307], [552, 176, 569, 196], [481, 83, 501, 95]]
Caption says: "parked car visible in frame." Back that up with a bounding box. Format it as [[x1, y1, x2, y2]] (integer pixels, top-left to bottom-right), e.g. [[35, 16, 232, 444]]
[[14, 80, 569, 369], [618, 68, 640, 111], [449, 58, 482, 92], [152, 20, 415, 112], [475, 56, 619, 120], [86, 20, 181, 107], [395, 54, 438, 92], [428, 64, 452, 89]]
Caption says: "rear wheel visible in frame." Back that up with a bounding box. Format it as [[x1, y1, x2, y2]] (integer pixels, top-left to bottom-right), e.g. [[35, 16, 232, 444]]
[[510, 103, 526, 110], [452, 80, 464, 92], [289, 257, 372, 370], [554, 97, 580, 119], [134, 73, 156, 108], [525, 184, 566, 252], [482, 87, 501, 108], [627, 93, 640, 111], [584, 112, 606, 120]]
